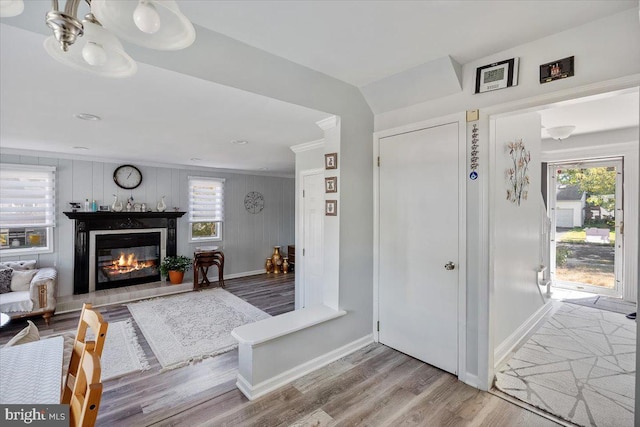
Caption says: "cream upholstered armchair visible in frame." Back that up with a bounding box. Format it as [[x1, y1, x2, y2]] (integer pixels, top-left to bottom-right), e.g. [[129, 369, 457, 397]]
[[0, 260, 57, 325]]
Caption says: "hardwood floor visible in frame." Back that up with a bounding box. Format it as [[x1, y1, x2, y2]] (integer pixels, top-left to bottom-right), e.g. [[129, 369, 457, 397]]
[[0, 273, 560, 426]]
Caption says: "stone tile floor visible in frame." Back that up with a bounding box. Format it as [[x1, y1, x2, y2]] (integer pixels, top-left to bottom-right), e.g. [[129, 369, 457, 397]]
[[495, 303, 635, 427]]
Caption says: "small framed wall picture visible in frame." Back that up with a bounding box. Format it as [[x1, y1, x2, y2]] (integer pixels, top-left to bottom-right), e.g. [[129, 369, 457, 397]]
[[325, 200, 337, 216], [540, 56, 574, 84], [325, 152, 338, 170], [325, 177, 337, 193], [474, 58, 519, 94]]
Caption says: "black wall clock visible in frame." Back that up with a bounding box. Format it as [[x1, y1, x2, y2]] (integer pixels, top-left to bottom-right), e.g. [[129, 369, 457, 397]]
[[244, 191, 264, 214], [113, 164, 143, 190]]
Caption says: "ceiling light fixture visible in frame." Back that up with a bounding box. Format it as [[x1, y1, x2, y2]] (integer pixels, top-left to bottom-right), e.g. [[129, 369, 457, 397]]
[[546, 125, 576, 141], [74, 112, 101, 121], [0, 0, 24, 17], [232, 140, 248, 145], [44, 0, 195, 78], [72, 146, 89, 150]]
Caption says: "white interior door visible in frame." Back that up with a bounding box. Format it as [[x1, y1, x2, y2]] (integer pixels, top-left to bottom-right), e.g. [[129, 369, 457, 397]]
[[378, 122, 459, 375], [302, 171, 324, 307]]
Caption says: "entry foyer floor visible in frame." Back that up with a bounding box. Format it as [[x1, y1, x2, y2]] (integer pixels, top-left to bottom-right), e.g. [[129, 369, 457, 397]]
[[495, 288, 636, 427]]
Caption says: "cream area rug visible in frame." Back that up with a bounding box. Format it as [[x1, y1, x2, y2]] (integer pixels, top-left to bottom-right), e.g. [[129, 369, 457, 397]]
[[495, 303, 635, 427], [127, 288, 270, 370], [87, 319, 150, 381]]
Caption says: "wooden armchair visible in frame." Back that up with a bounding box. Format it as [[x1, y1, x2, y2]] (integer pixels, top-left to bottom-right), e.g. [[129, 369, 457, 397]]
[[69, 349, 103, 427], [62, 303, 108, 404]]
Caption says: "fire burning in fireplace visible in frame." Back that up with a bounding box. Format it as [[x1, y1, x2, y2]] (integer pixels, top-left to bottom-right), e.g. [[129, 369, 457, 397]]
[[102, 252, 156, 277]]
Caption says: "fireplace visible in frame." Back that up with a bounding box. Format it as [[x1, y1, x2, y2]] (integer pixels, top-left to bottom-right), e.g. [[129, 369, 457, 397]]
[[90, 229, 165, 292], [64, 211, 185, 294]]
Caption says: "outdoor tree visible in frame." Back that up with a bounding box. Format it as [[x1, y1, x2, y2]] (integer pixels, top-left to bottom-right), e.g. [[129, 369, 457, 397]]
[[557, 167, 616, 211]]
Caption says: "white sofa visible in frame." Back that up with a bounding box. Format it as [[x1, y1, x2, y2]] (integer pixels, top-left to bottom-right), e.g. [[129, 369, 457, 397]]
[[0, 260, 57, 325]]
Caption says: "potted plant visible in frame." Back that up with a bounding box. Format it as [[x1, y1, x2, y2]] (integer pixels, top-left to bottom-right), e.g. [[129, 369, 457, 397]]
[[159, 255, 192, 285]]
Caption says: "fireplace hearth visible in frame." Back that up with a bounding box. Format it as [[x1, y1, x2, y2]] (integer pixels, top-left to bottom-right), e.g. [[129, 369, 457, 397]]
[[64, 211, 185, 294]]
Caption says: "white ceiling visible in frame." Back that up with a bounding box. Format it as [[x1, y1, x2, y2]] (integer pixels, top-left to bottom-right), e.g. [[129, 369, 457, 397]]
[[0, 1, 637, 173], [540, 91, 639, 138], [179, 0, 637, 87], [0, 24, 330, 175]]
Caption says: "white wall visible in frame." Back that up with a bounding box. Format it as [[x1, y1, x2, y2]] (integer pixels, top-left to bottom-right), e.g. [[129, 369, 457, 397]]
[[491, 112, 545, 348], [375, 11, 640, 132], [0, 152, 294, 296], [373, 8, 640, 387]]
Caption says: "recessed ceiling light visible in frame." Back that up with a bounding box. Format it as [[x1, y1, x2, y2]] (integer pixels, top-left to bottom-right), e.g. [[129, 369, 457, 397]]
[[231, 140, 248, 145], [72, 146, 89, 150], [74, 113, 101, 121]]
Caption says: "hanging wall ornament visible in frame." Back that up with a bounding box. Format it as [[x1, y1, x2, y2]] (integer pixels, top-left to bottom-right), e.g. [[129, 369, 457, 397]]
[[470, 124, 479, 180], [505, 139, 531, 206]]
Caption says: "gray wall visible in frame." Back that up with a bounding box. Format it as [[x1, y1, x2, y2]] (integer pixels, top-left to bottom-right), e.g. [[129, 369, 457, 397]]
[[0, 152, 294, 296], [127, 21, 375, 381]]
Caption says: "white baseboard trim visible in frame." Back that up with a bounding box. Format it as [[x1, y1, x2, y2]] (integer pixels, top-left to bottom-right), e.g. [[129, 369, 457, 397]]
[[203, 269, 265, 282], [235, 334, 374, 401], [464, 373, 479, 389], [494, 301, 552, 369], [223, 270, 265, 280]]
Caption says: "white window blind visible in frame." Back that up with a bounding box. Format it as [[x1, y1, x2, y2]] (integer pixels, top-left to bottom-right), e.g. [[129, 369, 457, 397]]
[[0, 164, 56, 228], [188, 176, 225, 223]]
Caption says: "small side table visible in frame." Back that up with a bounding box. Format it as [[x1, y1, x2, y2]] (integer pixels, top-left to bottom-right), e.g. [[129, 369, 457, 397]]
[[193, 248, 225, 289]]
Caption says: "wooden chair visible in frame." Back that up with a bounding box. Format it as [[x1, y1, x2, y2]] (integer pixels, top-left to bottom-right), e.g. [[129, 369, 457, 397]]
[[62, 303, 108, 404], [69, 349, 103, 427]]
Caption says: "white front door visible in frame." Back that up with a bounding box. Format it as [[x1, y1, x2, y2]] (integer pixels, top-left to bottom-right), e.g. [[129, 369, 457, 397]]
[[378, 122, 460, 375], [549, 159, 624, 297], [302, 171, 324, 307]]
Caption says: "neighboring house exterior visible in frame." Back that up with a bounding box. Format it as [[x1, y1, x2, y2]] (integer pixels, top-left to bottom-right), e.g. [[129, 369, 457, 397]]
[[556, 185, 586, 228]]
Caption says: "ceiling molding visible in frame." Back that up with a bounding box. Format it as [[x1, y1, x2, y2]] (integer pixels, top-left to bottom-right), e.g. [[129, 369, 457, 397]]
[[290, 139, 324, 153], [316, 116, 339, 131], [0, 148, 295, 179]]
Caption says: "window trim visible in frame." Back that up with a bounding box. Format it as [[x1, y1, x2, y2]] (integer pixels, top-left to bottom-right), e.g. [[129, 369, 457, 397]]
[[188, 176, 225, 243], [0, 164, 56, 255], [189, 221, 223, 243], [0, 228, 54, 256]]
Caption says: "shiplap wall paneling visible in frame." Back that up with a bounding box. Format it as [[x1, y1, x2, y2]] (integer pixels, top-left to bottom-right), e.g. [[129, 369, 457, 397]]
[[0, 153, 294, 296]]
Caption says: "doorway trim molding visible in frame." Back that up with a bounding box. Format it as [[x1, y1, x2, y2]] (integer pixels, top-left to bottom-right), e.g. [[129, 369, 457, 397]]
[[481, 74, 640, 391], [372, 112, 468, 384]]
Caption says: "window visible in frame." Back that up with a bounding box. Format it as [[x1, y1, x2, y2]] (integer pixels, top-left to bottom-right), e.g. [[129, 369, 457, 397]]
[[188, 176, 224, 242], [0, 164, 56, 254]]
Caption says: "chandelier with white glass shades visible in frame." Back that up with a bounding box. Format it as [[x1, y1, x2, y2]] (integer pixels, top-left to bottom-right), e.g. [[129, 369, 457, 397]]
[[42, 0, 195, 78]]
